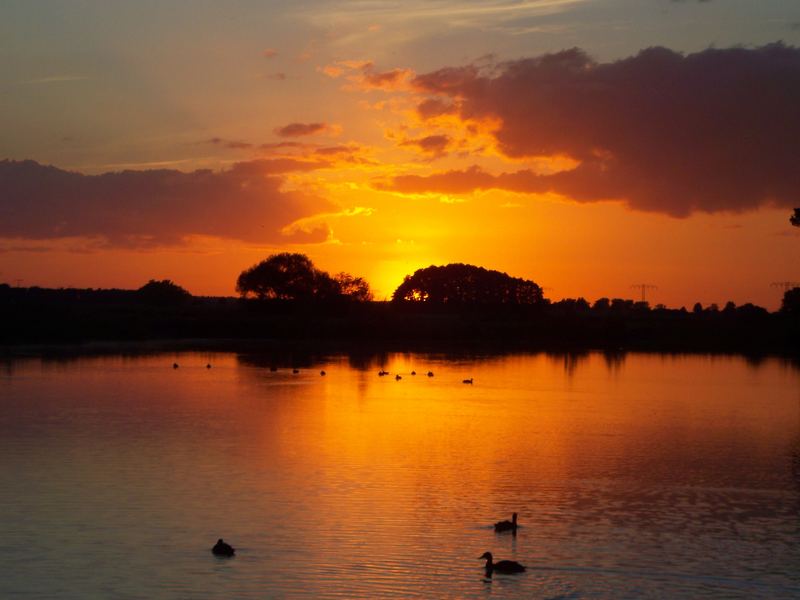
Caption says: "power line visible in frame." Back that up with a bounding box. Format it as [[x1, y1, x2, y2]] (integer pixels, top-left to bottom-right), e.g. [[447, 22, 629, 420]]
[[630, 283, 658, 303]]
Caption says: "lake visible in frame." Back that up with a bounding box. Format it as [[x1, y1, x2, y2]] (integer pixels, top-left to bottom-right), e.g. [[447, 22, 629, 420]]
[[1, 350, 798, 599]]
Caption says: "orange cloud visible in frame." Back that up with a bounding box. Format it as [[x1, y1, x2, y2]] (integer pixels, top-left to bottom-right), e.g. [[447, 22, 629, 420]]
[[322, 60, 414, 91]]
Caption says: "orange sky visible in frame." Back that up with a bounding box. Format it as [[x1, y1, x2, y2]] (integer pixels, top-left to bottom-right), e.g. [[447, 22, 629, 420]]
[[1, 1, 799, 308]]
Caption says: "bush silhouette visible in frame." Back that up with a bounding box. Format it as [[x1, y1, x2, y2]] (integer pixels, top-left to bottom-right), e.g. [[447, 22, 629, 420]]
[[392, 263, 543, 305]]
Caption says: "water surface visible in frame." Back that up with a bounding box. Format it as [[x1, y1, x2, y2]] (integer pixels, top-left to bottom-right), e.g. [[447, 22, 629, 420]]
[[1, 351, 798, 598]]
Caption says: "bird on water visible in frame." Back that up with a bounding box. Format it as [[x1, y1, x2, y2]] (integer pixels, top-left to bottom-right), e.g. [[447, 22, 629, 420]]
[[173, 363, 179, 369], [479, 552, 525, 574], [427, 371, 434, 377], [212, 539, 235, 557], [463, 378, 473, 384], [320, 370, 326, 376], [494, 512, 518, 532]]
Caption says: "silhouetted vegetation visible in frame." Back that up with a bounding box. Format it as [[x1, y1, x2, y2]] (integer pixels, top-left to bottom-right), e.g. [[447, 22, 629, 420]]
[[782, 287, 800, 315], [791, 208, 800, 227], [392, 263, 543, 306], [236, 253, 371, 303], [1, 261, 798, 357], [137, 279, 190, 306]]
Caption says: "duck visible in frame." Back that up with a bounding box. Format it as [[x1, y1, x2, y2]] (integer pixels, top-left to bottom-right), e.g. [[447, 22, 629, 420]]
[[395, 374, 402, 381], [463, 378, 473, 384], [269, 366, 278, 372], [320, 370, 326, 376], [494, 512, 518, 532], [411, 370, 416, 376], [212, 538, 235, 557], [292, 368, 300, 374], [173, 363, 179, 369], [479, 552, 525, 574], [206, 363, 212, 369], [427, 371, 434, 377]]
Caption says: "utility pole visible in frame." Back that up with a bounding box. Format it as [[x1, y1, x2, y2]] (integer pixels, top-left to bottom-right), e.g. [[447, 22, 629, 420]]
[[630, 283, 658, 303], [771, 281, 800, 294]]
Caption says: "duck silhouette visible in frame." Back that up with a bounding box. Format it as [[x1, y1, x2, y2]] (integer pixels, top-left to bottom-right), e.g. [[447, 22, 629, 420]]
[[395, 374, 402, 381], [320, 370, 326, 376], [427, 371, 434, 377], [463, 378, 473, 384], [212, 538, 235, 557], [206, 363, 211, 369], [173, 363, 179, 369], [494, 512, 518, 533], [292, 368, 300, 374], [479, 552, 525, 574], [411, 370, 416, 376]]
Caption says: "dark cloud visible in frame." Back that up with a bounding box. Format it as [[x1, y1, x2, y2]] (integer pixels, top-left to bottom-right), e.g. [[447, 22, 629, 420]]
[[411, 43, 800, 216], [274, 122, 329, 137], [0, 159, 333, 247], [416, 98, 455, 119], [400, 134, 452, 156], [207, 137, 254, 150]]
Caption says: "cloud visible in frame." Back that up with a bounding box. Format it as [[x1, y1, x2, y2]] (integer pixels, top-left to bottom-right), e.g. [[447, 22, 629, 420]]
[[0, 159, 334, 247], [416, 97, 456, 119], [262, 48, 279, 58], [274, 122, 333, 137], [207, 137, 254, 150], [408, 43, 800, 216], [322, 60, 413, 91], [400, 134, 452, 156], [19, 75, 89, 85]]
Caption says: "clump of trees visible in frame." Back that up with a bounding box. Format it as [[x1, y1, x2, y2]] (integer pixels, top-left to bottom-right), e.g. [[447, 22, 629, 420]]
[[392, 263, 543, 305], [137, 279, 191, 305], [236, 253, 372, 302], [782, 287, 800, 314]]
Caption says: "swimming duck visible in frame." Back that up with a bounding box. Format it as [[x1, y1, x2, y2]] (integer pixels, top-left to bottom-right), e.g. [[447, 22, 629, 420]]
[[292, 368, 300, 374], [479, 552, 525, 574], [411, 370, 416, 376], [206, 363, 211, 369], [173, 363, 179, 369], [320, 370, 326, 376], [212, 538, 235, 557], [427, 371, 434, 377], [395, 374, 402, 381], [494, 512, 517, 532], [463, 378, 473, 384]]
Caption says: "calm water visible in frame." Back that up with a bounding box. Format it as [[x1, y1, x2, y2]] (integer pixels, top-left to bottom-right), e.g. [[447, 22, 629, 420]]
[[1, 351, 798, 599]]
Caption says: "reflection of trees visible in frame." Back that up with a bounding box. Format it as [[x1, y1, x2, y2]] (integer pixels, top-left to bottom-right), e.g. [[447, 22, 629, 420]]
[[547, 351, 590, 378], [602, 350, 627, 373]]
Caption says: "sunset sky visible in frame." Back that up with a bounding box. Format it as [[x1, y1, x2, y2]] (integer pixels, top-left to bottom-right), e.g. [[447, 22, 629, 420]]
[[2, 0, 799, 308]]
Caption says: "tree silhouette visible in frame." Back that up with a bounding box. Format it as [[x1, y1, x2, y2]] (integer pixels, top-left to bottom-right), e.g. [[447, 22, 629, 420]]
[[236, 253, 338, 300], [392, 263, 543, 305], [334, 272, 373, 302], [137, 279, 190, 305], [236, 253, 371, 302], [781, 287, 800, 314], [791, 209, 800, 227]]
